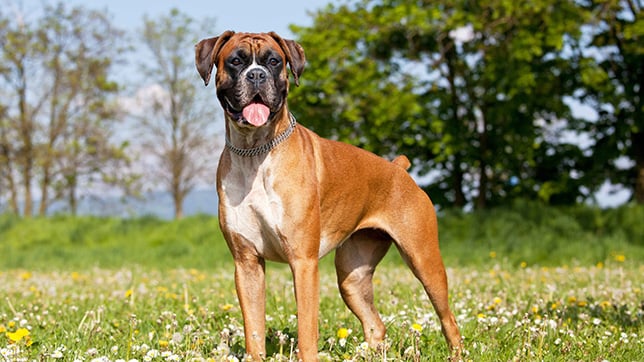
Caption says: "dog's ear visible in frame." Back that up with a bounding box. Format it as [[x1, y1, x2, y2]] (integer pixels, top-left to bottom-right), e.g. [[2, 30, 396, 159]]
[[269, 32, 306, 87], [195, 30, 235, 86]]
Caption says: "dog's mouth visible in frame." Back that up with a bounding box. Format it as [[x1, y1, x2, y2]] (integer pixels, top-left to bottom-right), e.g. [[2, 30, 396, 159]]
[[225, 96, 272, 127]]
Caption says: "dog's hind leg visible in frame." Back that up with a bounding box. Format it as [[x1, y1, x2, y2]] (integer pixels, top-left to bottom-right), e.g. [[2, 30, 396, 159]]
[[392, 219, 463, 358], [334, 229, 392, 347]]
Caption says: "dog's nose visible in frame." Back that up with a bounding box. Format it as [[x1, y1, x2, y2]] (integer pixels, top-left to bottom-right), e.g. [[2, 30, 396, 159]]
[[246, 68, 267, 87]]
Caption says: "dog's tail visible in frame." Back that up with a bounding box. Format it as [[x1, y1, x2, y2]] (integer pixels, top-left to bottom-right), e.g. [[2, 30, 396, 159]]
[[392, 155, 411, 170]]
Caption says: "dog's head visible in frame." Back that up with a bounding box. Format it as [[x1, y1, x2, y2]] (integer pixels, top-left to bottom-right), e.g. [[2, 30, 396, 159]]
[[195, 31, 305, 128]]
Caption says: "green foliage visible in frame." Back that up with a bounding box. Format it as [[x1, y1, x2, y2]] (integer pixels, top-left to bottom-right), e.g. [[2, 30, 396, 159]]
[[1, 202, 642, 271], [0, 214, 229, 270], [574, 0, 644, 202], [290, 0, 643, 209], [437, 200, 644, 267]]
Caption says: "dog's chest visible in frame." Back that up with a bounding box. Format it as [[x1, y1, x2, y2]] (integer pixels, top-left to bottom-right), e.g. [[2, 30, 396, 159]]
[[220, 156, 288, 262]]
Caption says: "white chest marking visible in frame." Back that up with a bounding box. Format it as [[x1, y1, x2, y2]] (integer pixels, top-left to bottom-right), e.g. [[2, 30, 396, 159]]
[[221, 155, 287, 262]]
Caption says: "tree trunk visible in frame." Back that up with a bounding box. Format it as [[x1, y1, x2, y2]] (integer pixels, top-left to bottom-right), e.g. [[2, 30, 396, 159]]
[[443, 37, 468, 208], [18, 68, 33, 217], [0, 131, 19, 214], [174, 191, 184, 219], [68, 173, 78, 215], [633, 130, 644, 203], [476, 113, 489, 210], [452, 153, 466, 208]]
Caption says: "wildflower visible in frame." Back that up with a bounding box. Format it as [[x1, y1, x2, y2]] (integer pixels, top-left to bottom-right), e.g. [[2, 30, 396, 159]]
[[337, 328, 350, 339], [592, 318, 601, 326], [600, 301, 611, 309], [411, 323, 423, 332], [520, 261, 527, 268], [613, 254, 626, 262], [21, 272, 32, 280], [337, 328, 351, 348], [159, 340, 169, 348], [71, 272, 82, 281], [577, 300, 588, 307], [477, 313, 486, 320], [0, 325, 5, 333], [125, 289, 133, 298], [220, 303, 234, 312], [489, 251, 497, 259], [6, 328, 30, 343], [596, 262, 604, 269]]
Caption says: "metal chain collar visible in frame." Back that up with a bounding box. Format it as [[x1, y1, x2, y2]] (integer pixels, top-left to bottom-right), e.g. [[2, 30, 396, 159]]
[[225, 114, 297, 157]]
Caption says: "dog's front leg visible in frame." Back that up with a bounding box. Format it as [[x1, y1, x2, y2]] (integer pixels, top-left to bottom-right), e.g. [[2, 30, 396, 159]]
[[291, 257, 320, 361], [234, 255, 266, 361]]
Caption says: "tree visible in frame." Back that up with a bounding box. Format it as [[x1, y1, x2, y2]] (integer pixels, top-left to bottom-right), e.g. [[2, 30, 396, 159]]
[[0, 7, 40, 216], [136, 8, 219, 219], [38, 3, 130, 215], [290, 0, 590, 208], [0, 2, 130, 216], [575, 0, 643, 203]]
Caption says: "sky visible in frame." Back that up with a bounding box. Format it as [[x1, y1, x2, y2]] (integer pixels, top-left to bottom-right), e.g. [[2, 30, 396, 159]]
[[63, 0, 333, 37]]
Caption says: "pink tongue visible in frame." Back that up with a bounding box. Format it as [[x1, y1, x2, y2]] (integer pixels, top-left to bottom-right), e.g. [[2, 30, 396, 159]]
[[242, 103, 270, 126]]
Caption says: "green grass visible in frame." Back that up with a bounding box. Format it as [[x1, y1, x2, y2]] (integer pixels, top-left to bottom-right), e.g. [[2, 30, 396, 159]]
[[1, 201, 643, 360]]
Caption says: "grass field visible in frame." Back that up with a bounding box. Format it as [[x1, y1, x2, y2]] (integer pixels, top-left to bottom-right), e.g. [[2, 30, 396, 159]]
[[1, 202, 643, 361]]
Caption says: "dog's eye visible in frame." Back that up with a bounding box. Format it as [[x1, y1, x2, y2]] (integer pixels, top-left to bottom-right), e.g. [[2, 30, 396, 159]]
[[268, 58, 280, 66], [231, 58, 242, 66]]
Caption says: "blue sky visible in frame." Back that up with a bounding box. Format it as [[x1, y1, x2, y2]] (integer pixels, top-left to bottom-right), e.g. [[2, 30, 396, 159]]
[[63, 0, 333, 37]]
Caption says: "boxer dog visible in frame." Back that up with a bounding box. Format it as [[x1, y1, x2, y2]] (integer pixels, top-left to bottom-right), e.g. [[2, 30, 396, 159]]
[[195, 31, 462, 361]]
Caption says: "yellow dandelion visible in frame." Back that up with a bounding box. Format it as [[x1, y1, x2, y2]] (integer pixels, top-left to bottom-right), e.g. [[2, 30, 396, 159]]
[[489, 251, 497, 259], [71, 271, 83, 281], [20, 272, 32, 280], [550, 302, 559, 310], [567, 296, 577, 304], [493, 297, 502, 305], [7, 321, 15, 329], [337, 327, 350, 339], [125, 289, 133, 298], [577, 300, 588, 307], [6, 328, 30, 343], [520, 261, 527, 268], [600, 301, 611, 309], [596, 261, 604, 269], [0, 325, 5, 333], [411, 323, 423, 332], [159, 340, 169, 348], [220, 303, 234, 312], [614, 254, 625, 262], [476, 313, 486, 319], [531, 305, 539, 313]]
